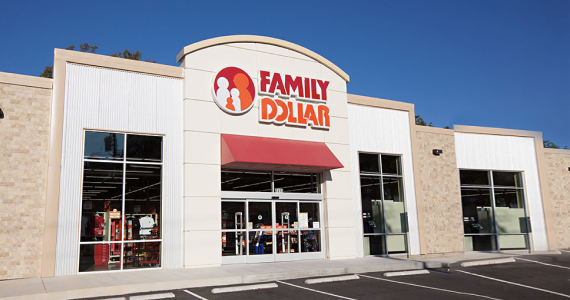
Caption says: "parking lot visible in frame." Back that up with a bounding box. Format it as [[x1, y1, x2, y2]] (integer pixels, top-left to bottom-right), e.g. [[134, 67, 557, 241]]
[[91, 251, 570, 300]]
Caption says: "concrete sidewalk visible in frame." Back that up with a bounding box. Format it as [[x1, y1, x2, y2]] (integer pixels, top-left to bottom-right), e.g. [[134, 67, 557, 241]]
[[0, 251, 557, 300]]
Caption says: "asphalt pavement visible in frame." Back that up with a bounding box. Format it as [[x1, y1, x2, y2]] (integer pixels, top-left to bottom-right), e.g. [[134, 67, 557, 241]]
[[85, 251, 570, 300]]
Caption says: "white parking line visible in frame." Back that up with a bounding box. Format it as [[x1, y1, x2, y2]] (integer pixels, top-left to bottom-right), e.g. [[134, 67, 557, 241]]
[[183, 290, 209, 300], [276, 280, 357, 300], [457, 270, 570, 299], [515, 257, 570, 270], [359, 274, 502, 300]]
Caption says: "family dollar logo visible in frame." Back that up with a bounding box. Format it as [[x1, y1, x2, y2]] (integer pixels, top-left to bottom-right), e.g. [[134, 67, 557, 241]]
[[212, 66, 255, 114]]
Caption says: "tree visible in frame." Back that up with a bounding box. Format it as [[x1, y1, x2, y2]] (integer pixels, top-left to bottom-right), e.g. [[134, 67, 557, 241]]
[[111, 49, 142, 60], [111, 49, 156, 63], [544, 140, 568, 149], [415, 115, 433, 127], [40, 44, 154, 78]]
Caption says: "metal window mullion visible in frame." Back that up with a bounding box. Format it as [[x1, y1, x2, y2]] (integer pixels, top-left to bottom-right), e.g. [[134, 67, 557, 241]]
[[272, 201, 276, 257], [520, 172, 532, 250], [378, 155, 388, 255], [83, 159, 164, 166], [245, 201, 250, 256], [295, 200, 300, 253], [120, 136, 127, 270], [489, 171, 500, 251]]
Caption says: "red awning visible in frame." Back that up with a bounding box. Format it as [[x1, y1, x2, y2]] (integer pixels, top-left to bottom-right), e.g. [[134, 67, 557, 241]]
[[221, 134, 343, 172]]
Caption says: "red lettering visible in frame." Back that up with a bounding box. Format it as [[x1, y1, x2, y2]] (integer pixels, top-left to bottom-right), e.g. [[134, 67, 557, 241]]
[[269, 72, 287, 96], [274, 99, 288, 123], [310, 79, 320, 100], [261, 98, 277, 120], [260, 71, 270, 93], [304, 77, 310, 100], [285, 75, 303, 98], [317, 80, 329, 101], [304, 104, 319, 126], [297, 103, 308, 125], [318, 105, 330, 127], [287, 101, 297, 123]]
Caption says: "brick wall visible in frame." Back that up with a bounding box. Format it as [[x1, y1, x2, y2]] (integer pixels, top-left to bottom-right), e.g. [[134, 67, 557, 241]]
[[544, 151, 570, 249], [0, 82, 51, 279], [416, 130, 465, 254]]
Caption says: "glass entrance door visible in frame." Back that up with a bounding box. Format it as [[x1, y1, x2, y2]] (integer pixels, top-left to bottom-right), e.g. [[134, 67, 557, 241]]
[[221, 199, 323, 264], [247, 201, 275, 263]]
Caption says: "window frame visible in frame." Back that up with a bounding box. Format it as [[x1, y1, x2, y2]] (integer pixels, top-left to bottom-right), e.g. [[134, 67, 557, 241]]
[[459, 169, 531, 251], [77, 129, 165, 274], [358, 152, 409, 256]]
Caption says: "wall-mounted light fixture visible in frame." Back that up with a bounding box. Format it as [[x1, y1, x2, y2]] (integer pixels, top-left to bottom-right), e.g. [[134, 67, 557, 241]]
[[433, 149, 443, 156], [0, 108, 4, 119]]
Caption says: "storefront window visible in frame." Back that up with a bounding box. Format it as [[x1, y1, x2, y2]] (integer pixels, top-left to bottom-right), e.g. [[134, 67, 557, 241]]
[[221, 170, 320, 193], [221, 170, 272, 192], [359, 153, 408, 256], [460, 170, 529, 251], [79, 131, 163, 273], [274, 172, 320, 193]]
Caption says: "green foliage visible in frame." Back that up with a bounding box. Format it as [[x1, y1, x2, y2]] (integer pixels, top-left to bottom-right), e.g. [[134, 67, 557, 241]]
[[40, 44, 154, 78], [415, 115, 433, 127], [544, 140, 568, 149], [544, 140, 559, 149], [444, 125, 451, 129], [40, 66, 53, 78], [111, 49, 156, 63], [111, 49, 142, 60], [79, 43, 98, 53]]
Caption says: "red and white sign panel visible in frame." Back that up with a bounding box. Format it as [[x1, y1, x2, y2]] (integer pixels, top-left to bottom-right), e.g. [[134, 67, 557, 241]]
[[212, 66, 256, 114], [212, 66, 331, 129]]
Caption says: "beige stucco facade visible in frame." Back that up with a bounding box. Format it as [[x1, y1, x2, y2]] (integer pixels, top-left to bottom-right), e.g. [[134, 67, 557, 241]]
[[0, 73, 52, 279], [544, 150, 570, 249], [415, 127, 464, 254], [179, 40, 355, 266]]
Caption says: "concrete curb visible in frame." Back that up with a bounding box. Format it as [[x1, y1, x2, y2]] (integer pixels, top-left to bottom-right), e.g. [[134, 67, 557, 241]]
[[305, 275, 359, 284], [383, 270, 430, 277], [130, 292, 175, 300], [460, 258, 516, 267], [211, 283, 278, 294]]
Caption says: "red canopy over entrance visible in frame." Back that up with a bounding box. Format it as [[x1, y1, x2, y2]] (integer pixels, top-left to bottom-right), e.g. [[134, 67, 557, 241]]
[[221, 134, 343, 172]]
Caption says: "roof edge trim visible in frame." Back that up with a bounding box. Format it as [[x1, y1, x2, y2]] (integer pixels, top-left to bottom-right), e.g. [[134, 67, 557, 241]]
[[0, 71, 52, 89], [177, 35, 350, 83], [453, 125, 543, 140]]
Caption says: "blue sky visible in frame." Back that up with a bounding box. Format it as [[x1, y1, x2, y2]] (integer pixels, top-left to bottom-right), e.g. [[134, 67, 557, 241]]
[[1, 0, 568, 146]]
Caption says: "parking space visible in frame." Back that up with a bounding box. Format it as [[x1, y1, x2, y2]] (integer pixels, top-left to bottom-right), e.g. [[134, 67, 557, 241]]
[[86, 252, 570, 300]]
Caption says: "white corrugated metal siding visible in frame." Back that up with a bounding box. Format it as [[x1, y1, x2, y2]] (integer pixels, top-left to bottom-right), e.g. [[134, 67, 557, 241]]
[[348, 104, 421, 257], [55, 63, 183, 276], [454, 132, 548, 251]]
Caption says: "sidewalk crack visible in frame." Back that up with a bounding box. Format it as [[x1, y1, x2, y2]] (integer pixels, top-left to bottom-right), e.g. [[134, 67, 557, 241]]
[[41, 278, 47, 293]]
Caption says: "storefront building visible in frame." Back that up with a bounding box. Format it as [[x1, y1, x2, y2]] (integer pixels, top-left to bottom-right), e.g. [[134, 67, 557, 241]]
[[0, 35, 568, 279]]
